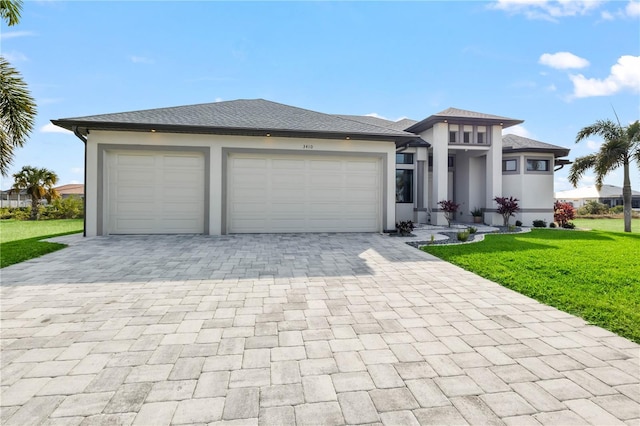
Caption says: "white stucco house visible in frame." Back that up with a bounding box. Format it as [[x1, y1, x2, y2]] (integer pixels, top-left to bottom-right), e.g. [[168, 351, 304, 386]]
[[555, 185, 640, 210], [52, 99, 570, 236]]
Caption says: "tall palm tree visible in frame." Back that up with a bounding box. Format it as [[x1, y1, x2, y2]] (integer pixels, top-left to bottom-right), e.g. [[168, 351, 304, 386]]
[[12, 166, 60, 220], [1, 0, 36, 176], [569, 119, 640, 233]]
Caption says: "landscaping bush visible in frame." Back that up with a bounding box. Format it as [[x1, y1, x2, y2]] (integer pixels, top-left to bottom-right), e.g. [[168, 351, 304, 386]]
[[611, 205, 624, 214], [0, 197, 83, 221], [577, 200, 609, 216], [494, 196, 520, 226], [515, 220, 522, 227], [468, 226, 477, 234], [554, 201, 576, 228], [532, 219, 547, 228], [51, 196, 84, 219], [396, 220, 415, 236], [563, 222, 576, 229], [549, 222, 557, 228], [457, 230, 470, 242], [438, 200, 460, 227]]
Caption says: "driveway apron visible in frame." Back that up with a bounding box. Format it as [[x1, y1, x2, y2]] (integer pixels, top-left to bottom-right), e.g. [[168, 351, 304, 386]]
[[1, 234, 638, 425]]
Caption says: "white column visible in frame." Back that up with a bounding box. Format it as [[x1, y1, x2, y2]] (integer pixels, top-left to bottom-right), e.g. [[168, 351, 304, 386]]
[[431, 122, 449, 225], [484, 125, 503, 225]]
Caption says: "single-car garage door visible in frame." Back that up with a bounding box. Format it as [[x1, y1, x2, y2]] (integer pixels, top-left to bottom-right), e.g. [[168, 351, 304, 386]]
[[227, 152, 381, 233], [106, 151, 205, 234]]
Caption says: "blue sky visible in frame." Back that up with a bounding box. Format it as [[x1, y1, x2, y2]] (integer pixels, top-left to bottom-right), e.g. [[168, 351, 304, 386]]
[[1, 0, 639, 193]]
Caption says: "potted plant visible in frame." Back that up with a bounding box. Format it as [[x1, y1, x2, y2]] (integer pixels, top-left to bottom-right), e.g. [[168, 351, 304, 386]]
[[470, 207, 483, 223]]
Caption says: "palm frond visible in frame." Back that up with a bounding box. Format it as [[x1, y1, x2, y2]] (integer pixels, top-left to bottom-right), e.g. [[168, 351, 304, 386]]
[[0, 0, 22, 26], [568, 154, 597, 187]]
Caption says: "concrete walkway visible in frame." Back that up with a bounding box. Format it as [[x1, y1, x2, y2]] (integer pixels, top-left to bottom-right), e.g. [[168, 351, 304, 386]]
[[1, 233, 638, 425]]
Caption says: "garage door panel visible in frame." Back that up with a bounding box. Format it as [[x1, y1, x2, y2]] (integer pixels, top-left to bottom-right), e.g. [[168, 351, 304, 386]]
[[228, 152, 381, 233], [107, 151, 204, 234]]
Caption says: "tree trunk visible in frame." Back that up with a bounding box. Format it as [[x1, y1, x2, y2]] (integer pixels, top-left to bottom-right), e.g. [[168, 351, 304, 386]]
[[623, 160, 632, 232], [30, 195, 39, 220]]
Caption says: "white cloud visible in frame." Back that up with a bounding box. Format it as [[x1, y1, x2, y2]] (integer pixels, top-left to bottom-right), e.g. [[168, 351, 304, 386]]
[[0, 31, 35, 40], [600, 10, 615, 20], [504, 124, 533, 138], [570, 55, 640, 98], [586, 140, 602, 151], [490, 0, 603, 21], [214, 97, 223, 102], [40, 123, 72, 134], [70, 167, 83, 174], [626, 0, 640, 16], [365, 113, 388, 120], [130, 55, 154, 64], [539, 52, 589, 70], [2, 51, 28, 62], [546, 84, 557, 91]]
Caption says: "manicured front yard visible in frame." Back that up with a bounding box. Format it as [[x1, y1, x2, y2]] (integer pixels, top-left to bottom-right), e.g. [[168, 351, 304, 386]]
[[573, 217, 640, 233], [0, 219, 83, 268], [422, 229, 640, 343]]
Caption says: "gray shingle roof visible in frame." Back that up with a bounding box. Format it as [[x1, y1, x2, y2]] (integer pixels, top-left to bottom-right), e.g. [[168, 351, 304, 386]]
[[407, 107, 523, 133], [502, 134, 570, 157], [53, 99, 417, 142]]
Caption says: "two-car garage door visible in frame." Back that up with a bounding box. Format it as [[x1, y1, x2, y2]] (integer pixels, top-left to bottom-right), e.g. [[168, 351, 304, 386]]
[[227, 153, 381, 233], [105, 150, 381, 234]]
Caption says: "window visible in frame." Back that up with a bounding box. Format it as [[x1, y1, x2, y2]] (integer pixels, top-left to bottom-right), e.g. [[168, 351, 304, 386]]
[[503, 159, 517, 172], [396, 153, 414, 164], [395, 169, 413, 203], [526, 159, 549, 172], [477, 132, 485, 144], [449, 131, 458, 143], [463, 132, 471, 143]]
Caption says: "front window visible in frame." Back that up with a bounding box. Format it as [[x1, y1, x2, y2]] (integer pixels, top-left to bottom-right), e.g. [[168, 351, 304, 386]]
[[503, 159, 517, 172], [396, 153, 414, 164], [449, 131, 458, 143], [526, 159, 549, 171], [477, 132, 485, 144], [463, 132, 471, 143], [395, 169, 413, 203]]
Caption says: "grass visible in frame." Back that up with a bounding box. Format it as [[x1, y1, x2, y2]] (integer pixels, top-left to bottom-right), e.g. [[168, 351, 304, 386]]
[[422, 229, 640, 343], [0, 219, 84, 268], [573, 217, 640, 234]]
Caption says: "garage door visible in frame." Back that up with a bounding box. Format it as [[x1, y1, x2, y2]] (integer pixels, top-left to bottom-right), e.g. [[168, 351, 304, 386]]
[[106, 151, 205, 234], [227, 152, 381, 233]]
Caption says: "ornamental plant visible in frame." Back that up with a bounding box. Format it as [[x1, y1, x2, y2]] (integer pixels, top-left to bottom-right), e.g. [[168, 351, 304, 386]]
[[554, 201, 576, 228], [438, 200, 460, 227], [494, 196, 520, 227]]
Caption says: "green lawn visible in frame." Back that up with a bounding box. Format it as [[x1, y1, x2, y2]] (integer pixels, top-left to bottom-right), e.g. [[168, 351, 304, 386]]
[[422, 229, 640, 343], [573, 218, 640, 233], [0, 219, 84, 268]]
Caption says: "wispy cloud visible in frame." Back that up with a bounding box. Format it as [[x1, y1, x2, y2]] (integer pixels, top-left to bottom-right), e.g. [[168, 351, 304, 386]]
[[539, 52, 589, 70], [504, 125, 533, 138], [70, 167, 83, 174], [586, 140, 602, 151], [41, 123, 72, 134], [130, 55, 154, 64], [600, 0, 640, 20], [489, 0, 603, 22], [0, 31, 36, 40], [569, 55, 640, 98], [365, 113, 388, 120], [2, 51, 28, 62]]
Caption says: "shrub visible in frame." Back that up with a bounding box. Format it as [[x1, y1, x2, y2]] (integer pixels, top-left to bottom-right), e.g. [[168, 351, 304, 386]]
[[468, 226, 477, 234], [396, 220, 415, 236], [532, 219, 547, 228], [470, 207, 483, 217], [457, 230, 470, 242], [515, 220, 522, 227], [494, 196, 520, 226], [51, 196, 84, 219], [577, 200, 609, 216], [12, 207, 31, 221], [563, 222, 576, 229], [549, 222, 557, 228], [554, 201, 576, 228], [508, 224, 517, 232], [611, 205, 624, 214], [438, 200, 460, 227]]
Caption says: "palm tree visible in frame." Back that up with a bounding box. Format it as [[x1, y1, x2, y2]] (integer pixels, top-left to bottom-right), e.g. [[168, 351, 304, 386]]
[[12, 166, 60, 220], [569, 119, 640, 233], [1, 0, 37, 176]]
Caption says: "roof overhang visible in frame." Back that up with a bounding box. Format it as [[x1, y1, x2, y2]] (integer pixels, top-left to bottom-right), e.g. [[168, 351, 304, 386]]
[[51, 119, 417, 144], [407, 116, 524, 134], [502, 146, 570, 158]]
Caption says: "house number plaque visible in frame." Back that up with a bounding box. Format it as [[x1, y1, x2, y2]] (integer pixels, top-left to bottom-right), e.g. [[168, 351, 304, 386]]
[[303, 144, 314, 149]]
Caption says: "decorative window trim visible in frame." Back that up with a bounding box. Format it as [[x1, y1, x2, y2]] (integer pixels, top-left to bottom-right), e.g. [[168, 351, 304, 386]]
[[449, 124, 490, 145]]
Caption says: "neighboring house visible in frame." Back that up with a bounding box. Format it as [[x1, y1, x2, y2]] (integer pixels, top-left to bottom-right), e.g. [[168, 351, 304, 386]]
[[52, 99, 570, 236], [55, 184, 85, 199], [555, 185, 640, 210]]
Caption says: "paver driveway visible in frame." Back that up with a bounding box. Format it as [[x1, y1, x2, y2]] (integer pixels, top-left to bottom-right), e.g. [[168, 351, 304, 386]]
[[1, 233, 639, 425]]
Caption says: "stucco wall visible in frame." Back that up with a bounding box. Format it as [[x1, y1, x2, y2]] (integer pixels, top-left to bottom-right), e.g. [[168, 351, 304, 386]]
[[85, 131, 396, 236]]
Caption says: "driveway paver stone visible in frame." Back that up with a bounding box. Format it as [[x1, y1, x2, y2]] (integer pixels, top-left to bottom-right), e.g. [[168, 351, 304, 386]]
[[1, 233, 639, 424]]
